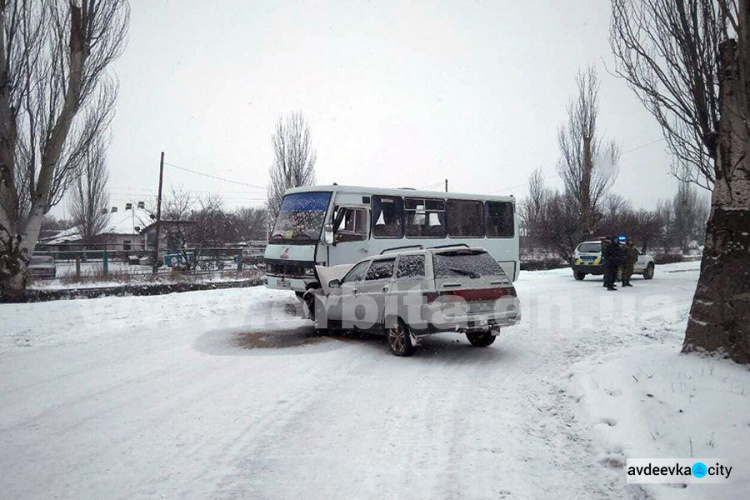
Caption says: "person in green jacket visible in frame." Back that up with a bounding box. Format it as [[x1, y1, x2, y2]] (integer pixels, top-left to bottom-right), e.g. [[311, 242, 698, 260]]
[[621, 238, 639, 287]]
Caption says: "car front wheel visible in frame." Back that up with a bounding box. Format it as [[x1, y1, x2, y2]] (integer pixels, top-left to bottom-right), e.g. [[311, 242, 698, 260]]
[[386, 319, 416, 357], [574, 271, 585, 281], [466, 331, 496, 347]]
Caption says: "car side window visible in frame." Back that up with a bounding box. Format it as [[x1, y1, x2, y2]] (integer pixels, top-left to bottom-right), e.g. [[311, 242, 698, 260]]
[[365, 259, 395, 281], [396, 255, 425, 279], [342, 261, 370, 283]]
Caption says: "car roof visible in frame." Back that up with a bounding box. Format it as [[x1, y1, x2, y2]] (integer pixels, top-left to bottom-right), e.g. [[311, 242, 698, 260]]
[[362, 246, 488, 263]]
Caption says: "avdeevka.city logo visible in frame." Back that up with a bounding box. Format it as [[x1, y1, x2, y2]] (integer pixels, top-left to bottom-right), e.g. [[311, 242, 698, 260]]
[[626, 459, 733, 484], [691, 462, 708, 479]]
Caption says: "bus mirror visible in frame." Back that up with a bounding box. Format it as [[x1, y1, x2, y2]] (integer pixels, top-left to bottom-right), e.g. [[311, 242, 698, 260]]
[[323, 223, 334, 245]]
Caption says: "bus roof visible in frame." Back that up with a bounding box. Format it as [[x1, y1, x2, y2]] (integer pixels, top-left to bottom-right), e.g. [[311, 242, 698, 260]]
[[285, 184, 515, 203]]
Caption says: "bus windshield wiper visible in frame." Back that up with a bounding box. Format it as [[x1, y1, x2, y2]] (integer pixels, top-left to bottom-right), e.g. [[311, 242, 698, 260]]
[[449, 267, 480, 279]]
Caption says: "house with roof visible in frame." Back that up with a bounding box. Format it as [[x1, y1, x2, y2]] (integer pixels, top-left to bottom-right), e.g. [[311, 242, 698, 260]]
[[42, 202, 153, 251]]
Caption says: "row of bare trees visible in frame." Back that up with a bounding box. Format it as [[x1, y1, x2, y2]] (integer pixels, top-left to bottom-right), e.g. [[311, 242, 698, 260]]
[[156, 188, 267, 251], [521, 172, 709, 260]]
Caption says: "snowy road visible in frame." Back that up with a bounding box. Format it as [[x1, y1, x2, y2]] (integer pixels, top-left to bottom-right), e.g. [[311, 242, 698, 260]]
[[0, 262, 743, 499]]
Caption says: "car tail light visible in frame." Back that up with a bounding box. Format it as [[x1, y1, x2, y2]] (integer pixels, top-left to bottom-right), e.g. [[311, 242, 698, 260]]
[[423, 292, 440, 303], [442, 288, 515, 301]]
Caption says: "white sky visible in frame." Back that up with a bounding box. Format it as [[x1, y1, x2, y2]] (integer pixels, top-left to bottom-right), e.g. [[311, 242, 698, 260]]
[[63, 0, 682, 218]]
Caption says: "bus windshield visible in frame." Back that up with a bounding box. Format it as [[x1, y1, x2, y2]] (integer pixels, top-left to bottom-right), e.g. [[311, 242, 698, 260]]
[[270, 192, 331, 243]]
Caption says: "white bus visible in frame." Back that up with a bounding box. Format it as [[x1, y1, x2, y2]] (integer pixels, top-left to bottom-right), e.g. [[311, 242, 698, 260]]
[[263, 185, 519, 293]]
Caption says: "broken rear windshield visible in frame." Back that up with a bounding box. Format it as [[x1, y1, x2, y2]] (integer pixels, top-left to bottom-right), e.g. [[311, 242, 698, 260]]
[[433, 250, 506, 278]]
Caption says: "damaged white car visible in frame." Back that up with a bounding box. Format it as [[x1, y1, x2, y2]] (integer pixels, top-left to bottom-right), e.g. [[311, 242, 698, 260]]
[[304, 246, 521, 356]]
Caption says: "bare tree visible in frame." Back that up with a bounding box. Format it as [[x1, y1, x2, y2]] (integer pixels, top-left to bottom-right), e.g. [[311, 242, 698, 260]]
[[557, 67, 621, 236], [68, 136, 110, 245], [0, 0, 129, 300], [267, 112, 317, 217], [598, 193, 632, 236], [672, 180, 703, 252], [633, 209, 663, 253], [234, 206, 267, 242], [156, 186, 196, 256], [656, 199, 677, 252], [519, 168, 549, 248], [612, 0, 750, 363], [154, 188, 244, 269], [610, 0, 722, 190]]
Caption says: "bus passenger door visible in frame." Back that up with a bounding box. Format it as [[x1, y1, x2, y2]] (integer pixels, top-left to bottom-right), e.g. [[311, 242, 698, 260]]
[[329, 206, 370, 266]]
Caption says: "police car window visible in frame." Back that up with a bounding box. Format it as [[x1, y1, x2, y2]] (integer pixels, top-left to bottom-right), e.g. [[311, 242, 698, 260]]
[[342, 261, 370, 283], [396, 255, 425, 279], [578, 242, 602, 253], [365, 259, 395, 280]]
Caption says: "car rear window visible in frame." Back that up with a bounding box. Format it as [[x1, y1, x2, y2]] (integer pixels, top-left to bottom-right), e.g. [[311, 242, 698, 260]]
[[578, 242, 601, 253], [433, 250, 506, 278]]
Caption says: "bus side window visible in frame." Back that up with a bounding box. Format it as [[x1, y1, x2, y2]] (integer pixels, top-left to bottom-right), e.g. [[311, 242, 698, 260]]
[[404, 198, 445, 238], [485, 201, 515, 238], [372, 196, 404, 238], [446, 199, 484, 237], [334, 207, 369, 242]]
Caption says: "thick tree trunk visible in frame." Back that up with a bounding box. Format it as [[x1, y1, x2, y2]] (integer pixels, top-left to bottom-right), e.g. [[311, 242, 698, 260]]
[[581, 136, 593, 235], [683, 39, 750, 364], [0, 254, 27, 301]]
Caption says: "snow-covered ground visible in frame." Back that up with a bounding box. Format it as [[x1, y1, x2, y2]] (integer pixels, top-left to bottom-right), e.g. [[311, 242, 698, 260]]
[[1, 262, 747, 499]]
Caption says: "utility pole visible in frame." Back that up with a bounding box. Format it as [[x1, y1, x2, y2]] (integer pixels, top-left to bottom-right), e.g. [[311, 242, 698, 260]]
[[152, 152, 165, 273], [445, 179, 448, 193]]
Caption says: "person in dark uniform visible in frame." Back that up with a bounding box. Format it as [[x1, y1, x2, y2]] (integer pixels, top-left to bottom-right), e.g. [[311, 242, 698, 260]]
[[602, 235, 621, 291]]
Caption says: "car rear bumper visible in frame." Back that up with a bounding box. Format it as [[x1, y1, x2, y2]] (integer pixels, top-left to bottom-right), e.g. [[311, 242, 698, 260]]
[[431, 314, 520, 334], [572, 264, 605, 275]]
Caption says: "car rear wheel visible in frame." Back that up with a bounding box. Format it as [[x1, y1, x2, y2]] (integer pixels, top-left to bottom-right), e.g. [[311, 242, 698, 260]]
[[574, 271, 585, 281], [643, 263, 655, 280], [466, 331, 496, 347], [386, 319, 416, 357]]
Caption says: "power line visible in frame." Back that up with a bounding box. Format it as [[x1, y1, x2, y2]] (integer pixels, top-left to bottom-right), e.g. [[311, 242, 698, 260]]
[[164, 162, 266, 189], [621, 137, 666, 155]]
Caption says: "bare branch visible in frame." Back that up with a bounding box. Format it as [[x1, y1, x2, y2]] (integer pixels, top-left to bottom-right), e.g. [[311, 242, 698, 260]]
[[267, 112, 317, 217]]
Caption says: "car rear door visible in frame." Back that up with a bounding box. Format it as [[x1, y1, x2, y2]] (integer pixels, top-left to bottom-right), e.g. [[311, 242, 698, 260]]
[[386, 254, 430, 331], [431, 249, 517, 325]]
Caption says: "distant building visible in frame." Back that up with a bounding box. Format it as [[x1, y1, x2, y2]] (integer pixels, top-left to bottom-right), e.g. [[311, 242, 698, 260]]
[[41, 205, 153, 251]]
